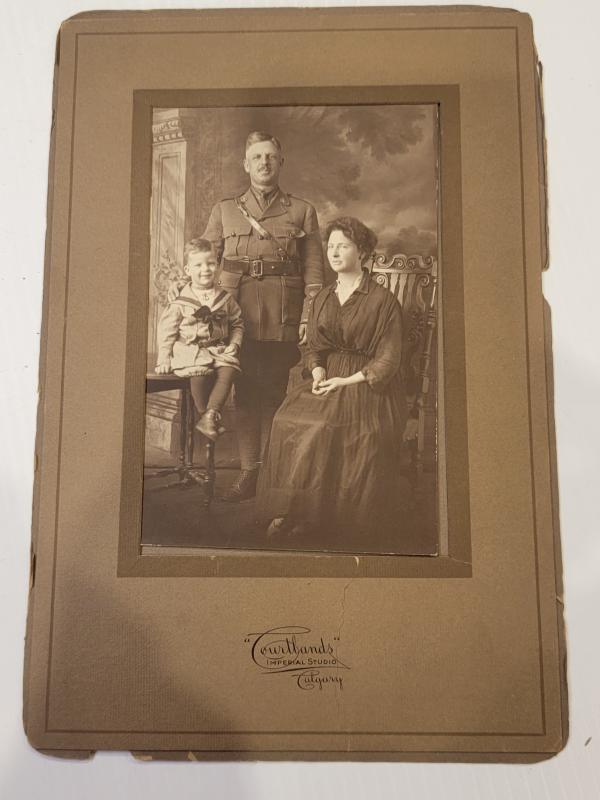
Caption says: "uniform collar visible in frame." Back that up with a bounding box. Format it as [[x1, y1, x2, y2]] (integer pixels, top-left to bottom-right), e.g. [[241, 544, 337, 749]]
[[238, 186, 291, 220], [250, 185, 278, 210]]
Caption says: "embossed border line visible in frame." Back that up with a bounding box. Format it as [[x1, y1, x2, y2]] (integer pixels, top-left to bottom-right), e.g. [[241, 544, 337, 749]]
[[42, 22, 554, 744]]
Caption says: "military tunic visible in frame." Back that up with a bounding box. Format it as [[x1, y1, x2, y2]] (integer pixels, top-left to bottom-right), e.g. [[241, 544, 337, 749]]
[[201, 185, 325, 473], [202, 187, 325, 342]]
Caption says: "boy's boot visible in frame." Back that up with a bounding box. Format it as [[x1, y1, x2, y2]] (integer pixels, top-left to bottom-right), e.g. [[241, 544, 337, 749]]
[[196, 409, 224, 442]]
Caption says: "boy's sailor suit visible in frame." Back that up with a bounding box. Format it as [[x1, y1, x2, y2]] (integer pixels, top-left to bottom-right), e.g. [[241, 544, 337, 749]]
[[156, 286, 244, 377]]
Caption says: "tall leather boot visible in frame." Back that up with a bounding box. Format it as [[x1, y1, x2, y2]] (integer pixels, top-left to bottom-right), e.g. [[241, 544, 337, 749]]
[[221, 468, 259, 502]]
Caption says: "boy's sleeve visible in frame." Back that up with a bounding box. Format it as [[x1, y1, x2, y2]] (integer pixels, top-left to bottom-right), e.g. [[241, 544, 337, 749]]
[[227, 296, 244, 349], [156, 303, 182, 365]]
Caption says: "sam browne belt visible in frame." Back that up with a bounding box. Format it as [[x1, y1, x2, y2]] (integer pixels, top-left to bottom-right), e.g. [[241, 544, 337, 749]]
[[222, 257, 300, 279]]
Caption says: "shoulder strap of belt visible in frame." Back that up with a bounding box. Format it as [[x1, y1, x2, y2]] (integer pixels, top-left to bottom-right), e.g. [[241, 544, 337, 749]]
[[235, 196, 287, 259]]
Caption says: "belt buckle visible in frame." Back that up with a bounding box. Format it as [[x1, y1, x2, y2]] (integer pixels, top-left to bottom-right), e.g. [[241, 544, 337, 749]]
[[250, 259, 263, 279]]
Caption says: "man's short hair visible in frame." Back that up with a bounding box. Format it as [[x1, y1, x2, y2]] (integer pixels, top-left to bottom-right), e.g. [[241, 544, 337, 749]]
[[245, 131, 282, 153], [183, 237, 214, 265]]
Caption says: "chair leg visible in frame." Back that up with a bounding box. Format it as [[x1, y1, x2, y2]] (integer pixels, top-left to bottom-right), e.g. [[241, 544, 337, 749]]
[[407, 438, 418, 490], [186, 384, 195, 469], [202, 440, 216, 508], [178, 383, 197, 488], [416, 409, 426, 491], [178, 385, 188, 483]]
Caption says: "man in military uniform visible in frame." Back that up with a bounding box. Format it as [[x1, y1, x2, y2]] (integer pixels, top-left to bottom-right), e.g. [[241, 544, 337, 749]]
[[200, 131, 325, 500]]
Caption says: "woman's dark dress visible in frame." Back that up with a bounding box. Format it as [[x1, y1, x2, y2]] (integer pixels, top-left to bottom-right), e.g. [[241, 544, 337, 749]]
[[256, 270, 407, 538]]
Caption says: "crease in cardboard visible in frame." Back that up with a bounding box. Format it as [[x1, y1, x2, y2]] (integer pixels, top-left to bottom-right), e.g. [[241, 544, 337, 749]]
[[337, 578, 353, 646], [535, 58, 550, 272], [542, 300, 569, 751], [334, 578, 353, 733], [23, 19, 62, 743], [29, 550, 36, 592]]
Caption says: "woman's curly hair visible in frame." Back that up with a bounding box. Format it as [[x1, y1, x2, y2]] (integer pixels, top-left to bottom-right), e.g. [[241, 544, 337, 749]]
[[324, 217, 378, 265]]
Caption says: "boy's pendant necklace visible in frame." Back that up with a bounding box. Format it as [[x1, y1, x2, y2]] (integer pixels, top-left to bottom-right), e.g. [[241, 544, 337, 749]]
[[192, 286, 216, 305]]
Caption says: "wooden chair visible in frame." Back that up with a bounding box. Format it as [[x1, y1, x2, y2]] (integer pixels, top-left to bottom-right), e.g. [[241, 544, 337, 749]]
[[368, 252, 438, 487], [145, 373, 216, 507]]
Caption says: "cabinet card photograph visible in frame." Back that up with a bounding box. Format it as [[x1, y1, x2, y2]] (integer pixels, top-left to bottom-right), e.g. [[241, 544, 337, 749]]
[[142, 102, 440, 556]]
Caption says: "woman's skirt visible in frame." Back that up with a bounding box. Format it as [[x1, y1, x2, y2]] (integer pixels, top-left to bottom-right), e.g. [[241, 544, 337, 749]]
[[255, 351, 408, 540]]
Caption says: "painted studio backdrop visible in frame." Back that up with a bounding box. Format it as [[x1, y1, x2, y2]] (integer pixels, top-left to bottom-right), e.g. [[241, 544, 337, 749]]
[[142, 104, 440, 555]]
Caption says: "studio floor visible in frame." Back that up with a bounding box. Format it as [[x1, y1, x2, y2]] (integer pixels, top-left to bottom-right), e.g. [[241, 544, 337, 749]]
[[141, 427, 438, 556]]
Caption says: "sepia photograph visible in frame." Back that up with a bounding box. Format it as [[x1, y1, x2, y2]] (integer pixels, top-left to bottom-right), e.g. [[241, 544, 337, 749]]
[[142, 103, 440, 555], [12, 2, 582, 779]]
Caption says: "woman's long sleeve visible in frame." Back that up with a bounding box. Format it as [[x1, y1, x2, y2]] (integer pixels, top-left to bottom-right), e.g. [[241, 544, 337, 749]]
[[304, 297, 329, 372], [361, 299, 403, 392]]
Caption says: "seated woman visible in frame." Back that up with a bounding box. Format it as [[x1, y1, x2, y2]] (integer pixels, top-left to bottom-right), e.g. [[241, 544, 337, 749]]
[[256, 216, 408, 545]]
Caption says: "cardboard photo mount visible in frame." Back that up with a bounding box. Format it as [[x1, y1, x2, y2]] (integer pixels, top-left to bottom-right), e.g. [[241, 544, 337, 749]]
[[24, 7, 567, 762]]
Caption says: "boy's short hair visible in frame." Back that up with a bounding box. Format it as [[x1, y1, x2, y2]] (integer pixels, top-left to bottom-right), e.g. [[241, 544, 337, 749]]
[[183, 237, 214, 265], [245, 131, 282, 153]]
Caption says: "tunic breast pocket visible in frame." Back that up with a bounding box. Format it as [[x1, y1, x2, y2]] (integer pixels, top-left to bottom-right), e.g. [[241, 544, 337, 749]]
[[222, 221, 253, 257], [217, 269, 243, 297], [281, 275, 304, 325]]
